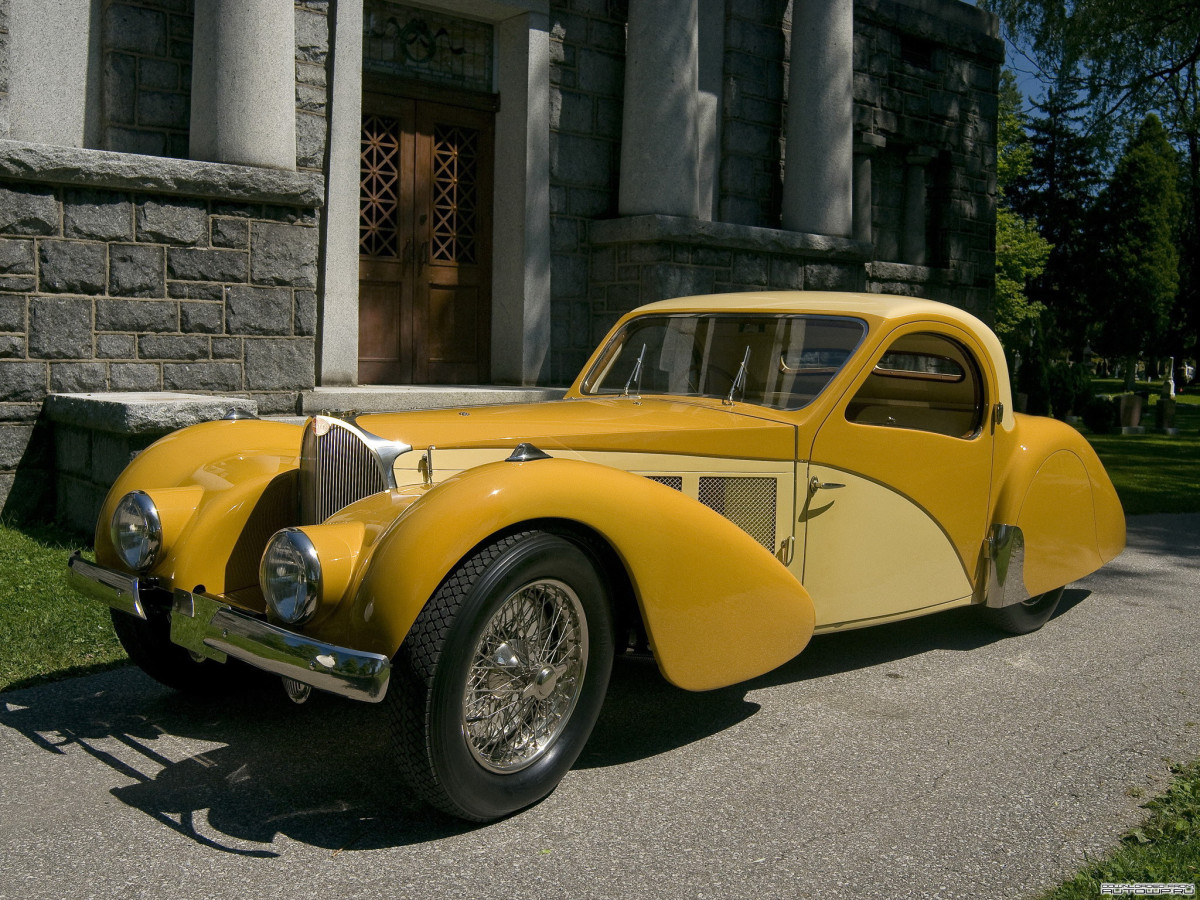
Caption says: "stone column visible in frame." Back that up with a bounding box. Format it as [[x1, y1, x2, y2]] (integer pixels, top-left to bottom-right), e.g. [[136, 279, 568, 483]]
[[7, 0, 102, 147], [316, 0, 363, 385], [782, 0, 853, 237], [619, 0, 700, 218], [902, 151, 933, 266], [190, 0, 296, 170], [493, 13, 553, 385]]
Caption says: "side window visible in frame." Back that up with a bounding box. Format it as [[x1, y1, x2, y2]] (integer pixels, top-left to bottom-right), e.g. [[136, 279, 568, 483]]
[[845, 332, 985, 438]]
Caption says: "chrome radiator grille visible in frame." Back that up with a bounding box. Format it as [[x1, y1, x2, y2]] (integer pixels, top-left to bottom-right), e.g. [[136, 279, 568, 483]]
[[300, 417, 410, 524], [698, 476, 777, 550]]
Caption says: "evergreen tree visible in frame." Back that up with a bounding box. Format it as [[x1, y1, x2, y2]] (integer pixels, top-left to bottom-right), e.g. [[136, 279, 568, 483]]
[[1010, 76, 1103, 357], [1091, 115, 1182, 388], [995, 71, 1051, 343]]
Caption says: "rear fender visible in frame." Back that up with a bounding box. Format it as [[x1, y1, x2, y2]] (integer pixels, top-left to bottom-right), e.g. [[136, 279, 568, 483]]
[[343, 457, 816, 691], [991, 416, 1126, 596]]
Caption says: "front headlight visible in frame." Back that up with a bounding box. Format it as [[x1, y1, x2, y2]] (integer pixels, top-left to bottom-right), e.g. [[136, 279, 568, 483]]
[[260, 529, 321, 625], [110, 491, 162, 572]]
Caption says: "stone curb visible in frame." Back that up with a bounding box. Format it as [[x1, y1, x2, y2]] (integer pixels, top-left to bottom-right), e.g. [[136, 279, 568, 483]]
[[43, 391, 257, 434]]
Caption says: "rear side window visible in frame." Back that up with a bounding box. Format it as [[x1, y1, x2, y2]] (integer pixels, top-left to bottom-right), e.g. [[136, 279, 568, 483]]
[[845, 332, 985, 438]]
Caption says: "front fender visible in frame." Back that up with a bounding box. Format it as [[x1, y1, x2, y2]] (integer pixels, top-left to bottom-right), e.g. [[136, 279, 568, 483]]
[[341, 457, 816, 691], [95, 418, 303, 598]]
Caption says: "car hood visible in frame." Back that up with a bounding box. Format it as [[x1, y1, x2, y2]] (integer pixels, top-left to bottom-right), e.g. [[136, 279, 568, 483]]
[[353, 397, 796, 461]]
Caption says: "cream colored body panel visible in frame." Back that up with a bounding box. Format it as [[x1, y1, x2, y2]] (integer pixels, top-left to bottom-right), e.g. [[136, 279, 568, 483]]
[[800, 465, 973, 625]]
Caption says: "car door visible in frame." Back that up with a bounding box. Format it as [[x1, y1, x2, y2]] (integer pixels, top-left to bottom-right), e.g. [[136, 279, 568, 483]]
[[801, 323, 995, 627]]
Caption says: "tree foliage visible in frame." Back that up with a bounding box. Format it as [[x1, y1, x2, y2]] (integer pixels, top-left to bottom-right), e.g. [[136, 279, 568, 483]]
[[984, 0, 1200, 361], [1091, 115, 1182, 385], [995, 71, 1051, 341], [1008, 74, 1103, 356]]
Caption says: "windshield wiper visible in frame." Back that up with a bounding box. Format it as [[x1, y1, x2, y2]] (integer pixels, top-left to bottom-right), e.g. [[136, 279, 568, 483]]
[[724, 346, 751, 406], [622, 343, 647, 398]]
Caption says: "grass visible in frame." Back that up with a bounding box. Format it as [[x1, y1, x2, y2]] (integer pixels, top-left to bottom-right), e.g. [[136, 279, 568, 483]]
[[1037, 759, 1200, 898], [0, 522, 125, 693], [1078, 381, 1200, 515]]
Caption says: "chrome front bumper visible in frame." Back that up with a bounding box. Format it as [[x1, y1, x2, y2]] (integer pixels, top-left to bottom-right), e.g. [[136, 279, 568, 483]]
[[67, 555, 391, 702]]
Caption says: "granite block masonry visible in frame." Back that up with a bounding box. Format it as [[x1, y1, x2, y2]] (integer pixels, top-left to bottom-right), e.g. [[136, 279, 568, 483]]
[[0, 141, 324, 519]]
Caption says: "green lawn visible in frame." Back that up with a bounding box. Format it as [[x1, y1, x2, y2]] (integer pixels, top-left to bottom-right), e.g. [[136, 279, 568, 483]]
[[1080, 383, 1200, 515], [1037, 759, 1200, 899], [0, 523, 125, 692]]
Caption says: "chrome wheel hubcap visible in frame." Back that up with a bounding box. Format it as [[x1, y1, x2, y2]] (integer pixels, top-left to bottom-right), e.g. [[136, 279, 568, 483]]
[[462, 579, 588, 773]]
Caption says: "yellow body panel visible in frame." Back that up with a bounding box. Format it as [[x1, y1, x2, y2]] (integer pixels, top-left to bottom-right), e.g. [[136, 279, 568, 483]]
[[95, 419, 302, 600], [360, 397, 797, 461], [334, 457, 816, 691], [991, 414, 1126, 595]]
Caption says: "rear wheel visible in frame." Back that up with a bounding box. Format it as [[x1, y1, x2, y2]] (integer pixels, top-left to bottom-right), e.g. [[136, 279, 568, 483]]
[[979, 586, 1065, 635], [387, 531, 614, 821]]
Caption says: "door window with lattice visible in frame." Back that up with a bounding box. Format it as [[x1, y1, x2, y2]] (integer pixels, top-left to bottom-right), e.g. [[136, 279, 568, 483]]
[[430, 124, 480, 264], [360, 114, 403, 259]]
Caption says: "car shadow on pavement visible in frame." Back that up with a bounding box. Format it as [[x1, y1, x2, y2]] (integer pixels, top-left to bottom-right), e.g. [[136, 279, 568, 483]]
[[0, 590, 1090, 854], [578, 589, 1090, 767]]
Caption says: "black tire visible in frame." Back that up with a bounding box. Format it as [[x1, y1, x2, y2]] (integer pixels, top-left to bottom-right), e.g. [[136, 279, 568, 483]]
[[387, 530, 614, 822], [111, 607, 248, 694], [978, 586, 1065, 635]]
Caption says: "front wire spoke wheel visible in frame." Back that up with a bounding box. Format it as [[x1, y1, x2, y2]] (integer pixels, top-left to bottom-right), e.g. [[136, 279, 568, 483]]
[[387, 531, 614, 822], [462, 579, 588, 773]]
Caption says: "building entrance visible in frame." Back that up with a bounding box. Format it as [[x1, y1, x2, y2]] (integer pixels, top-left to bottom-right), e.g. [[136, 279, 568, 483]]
[[358, 94, 494, 384]]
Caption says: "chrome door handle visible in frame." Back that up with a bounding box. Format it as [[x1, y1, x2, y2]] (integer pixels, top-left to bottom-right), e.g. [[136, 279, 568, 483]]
[[809, 476, 846, 495]]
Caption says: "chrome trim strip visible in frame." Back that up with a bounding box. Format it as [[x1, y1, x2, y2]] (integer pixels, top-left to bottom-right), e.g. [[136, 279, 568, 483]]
[[67, 553, 151, 619], [984, 523, 1031, 608], [66, 556, 391, 702]]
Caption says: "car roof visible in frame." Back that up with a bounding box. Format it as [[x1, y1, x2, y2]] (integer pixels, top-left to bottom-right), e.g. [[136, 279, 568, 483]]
[[613, 291, 1015, 431], [635, 291, 981, 327]]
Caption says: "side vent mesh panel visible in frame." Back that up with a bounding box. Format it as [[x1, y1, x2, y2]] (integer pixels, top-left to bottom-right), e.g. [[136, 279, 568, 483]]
[[698, 476, 777, 550], [647, 475, 683, 491], [300, 419, 388, 524]]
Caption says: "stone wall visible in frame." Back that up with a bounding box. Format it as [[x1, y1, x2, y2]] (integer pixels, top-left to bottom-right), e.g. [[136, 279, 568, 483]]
[[545, 0, 1001, 383], [720, 0, 788, 228], [101, 0, 195, 158], [852, 0, 1002, 318], [0, 143, 323, 519], [547, 0, 627, 384], [98, 0, 332, 173], [295, 1, 331, 173], [0, 0, 9, 139]]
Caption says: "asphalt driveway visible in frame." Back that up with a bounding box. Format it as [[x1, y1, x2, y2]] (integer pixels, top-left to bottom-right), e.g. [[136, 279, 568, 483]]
[[2, 513, 1198, 900]]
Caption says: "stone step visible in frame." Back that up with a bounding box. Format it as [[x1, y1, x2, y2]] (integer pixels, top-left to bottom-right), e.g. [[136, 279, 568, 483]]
[[299, 386, 567, 416]]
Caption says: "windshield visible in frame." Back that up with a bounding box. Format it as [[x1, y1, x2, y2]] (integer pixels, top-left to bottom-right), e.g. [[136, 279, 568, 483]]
[[581, 314, 866, 410]]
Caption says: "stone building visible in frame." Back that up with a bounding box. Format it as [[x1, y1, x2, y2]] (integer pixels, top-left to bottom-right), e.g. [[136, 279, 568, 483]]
[[0, 0, 1002, 522]]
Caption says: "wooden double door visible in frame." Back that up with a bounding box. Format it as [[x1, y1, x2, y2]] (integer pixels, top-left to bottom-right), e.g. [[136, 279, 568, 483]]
[[359, 95, 493, 384]]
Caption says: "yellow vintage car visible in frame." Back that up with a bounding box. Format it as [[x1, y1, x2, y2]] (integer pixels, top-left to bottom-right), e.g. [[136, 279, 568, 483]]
[[68, 291, 1125, 821]]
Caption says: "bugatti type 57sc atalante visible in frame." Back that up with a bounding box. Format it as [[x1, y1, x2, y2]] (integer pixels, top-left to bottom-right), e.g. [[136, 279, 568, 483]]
[[69, 292, 1126, 820]]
